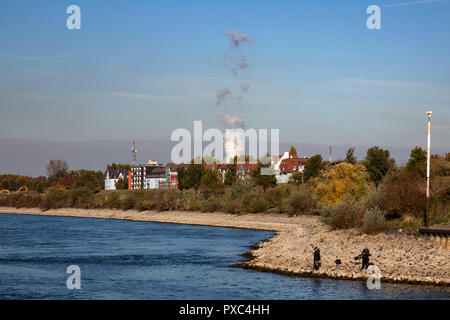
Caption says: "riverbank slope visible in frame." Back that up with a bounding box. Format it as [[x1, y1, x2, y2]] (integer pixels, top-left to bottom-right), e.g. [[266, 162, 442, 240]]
[[0, 207, 448, 286]]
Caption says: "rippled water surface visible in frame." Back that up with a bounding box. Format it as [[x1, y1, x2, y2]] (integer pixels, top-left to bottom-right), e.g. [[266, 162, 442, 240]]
[[0, 213, 448, 299]]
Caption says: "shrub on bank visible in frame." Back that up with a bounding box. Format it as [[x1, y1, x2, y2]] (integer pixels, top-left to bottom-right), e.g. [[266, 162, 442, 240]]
[[71, 187, 94, 208], [223, 198, 242, 214], [40, 186, 70, 209], [284, 191, 315, 215], [380, 168, 425, 218], [262, 185, 290, 209], [120, 193, 136, 210], [362, 208, 386, 234], [177, 192, 201, 211], [103, 192, 121, 209], [430, 203, 450, 225], [154, 189, 176, 211], [14, 193, 42, 208], [320, 198, 365, 229], [246, 197, 268, 213], [199, 197, 222, 212]]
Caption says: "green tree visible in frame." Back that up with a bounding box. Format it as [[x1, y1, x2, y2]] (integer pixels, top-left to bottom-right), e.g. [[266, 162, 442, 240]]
[[345, 147, 357, 164], [36, 182, 45, 194], [289, 146, 298, 157], [199, 169, 224, 197], [183, 163, 206, 190], [106, 163, 131, 172], [224, 164, 237, 186], [289, 171, 304, 190], [363, 146, 395, 185], [73, 170, 105, 192], [407, 146, 427, 172], [304, 154, 326, 181], [251, 161, 277, 191], [177, 166, 187, 190], [71, 186, 94, 207]]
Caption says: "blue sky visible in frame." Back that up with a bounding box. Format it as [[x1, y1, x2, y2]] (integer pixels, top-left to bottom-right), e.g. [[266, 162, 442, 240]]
[[0, 0, 449, 150]]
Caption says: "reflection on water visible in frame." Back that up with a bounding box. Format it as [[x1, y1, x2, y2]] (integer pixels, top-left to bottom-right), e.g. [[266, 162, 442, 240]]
[[0, 213, 448, 300]]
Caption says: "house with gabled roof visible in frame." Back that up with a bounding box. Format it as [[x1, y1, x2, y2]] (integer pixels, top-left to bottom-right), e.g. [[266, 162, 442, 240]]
[[105, 169, 129, 190]]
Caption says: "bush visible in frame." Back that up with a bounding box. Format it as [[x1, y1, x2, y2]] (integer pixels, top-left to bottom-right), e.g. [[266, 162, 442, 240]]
[[15, 194, 42, 208], [178, 193, 201, 211], [139, 199, 156, 210], [432, 158, 450, 176], [40, 186, 70, 209], [380, 168, 425, 217], [103, 192, 121, 209], [229, 182, 252, 200], [120, 194, 136, 210], [154, 190, 176, 211], [223, 198, 242, 214], [362, 208, 386, 234], [320, 198, 364, 229], [2, 193, 22, 207], [263, 185, 290, 208], [285, 191, 314, 215], [199, 197, 222, 212], [246, 198, 268, 213], [430, 203, 450, 225], [71, 187, 94, 208]]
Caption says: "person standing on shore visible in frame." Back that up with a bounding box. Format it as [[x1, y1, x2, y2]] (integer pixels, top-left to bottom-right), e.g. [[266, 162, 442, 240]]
[[361, 246, 371, 270], [313, 247, 321, 271]]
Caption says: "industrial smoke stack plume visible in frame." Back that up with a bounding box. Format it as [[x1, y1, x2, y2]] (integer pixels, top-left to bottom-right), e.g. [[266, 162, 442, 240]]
[[221, 114, 246, 163]]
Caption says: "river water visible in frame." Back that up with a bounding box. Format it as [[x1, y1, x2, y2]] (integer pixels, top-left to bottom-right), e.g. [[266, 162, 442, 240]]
[[0, 213, 448, 299]]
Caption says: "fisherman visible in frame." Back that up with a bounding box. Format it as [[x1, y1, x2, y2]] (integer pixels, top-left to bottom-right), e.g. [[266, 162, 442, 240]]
[[361, 246, 371, 270], [313, 247, 321, 271]]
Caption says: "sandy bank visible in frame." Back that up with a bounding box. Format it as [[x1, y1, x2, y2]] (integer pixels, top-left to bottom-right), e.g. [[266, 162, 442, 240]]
[[0, 207, 449, 286]]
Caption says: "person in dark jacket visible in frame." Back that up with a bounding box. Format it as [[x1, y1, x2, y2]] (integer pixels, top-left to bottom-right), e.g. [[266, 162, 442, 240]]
[[313, 247, 321, 270], [361, 246, 371, 270]]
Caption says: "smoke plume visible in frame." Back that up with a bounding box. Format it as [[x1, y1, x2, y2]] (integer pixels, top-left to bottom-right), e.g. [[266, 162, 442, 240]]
[[220, 114, 246, 129], [216, 88, 232, 106], [225, 30, 255, 48]]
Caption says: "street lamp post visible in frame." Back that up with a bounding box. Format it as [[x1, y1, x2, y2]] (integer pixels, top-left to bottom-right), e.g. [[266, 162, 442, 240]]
[[425, 111, 432, 227]]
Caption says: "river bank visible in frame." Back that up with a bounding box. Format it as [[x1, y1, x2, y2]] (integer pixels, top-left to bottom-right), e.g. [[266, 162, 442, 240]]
[[0, 207, 448, 286]]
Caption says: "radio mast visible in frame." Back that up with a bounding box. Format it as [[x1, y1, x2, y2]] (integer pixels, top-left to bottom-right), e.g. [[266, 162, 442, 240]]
[[131, 140, 138, 166]]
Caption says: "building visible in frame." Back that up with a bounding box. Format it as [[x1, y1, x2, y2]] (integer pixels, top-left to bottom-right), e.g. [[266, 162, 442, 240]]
[[272, 152, 308, 183], [147, 159, 159, 166], [130, 163, 178, 190], [205, 162, 258, 183], [204, 151, 309, 184], [277, 156, 308, 183], [105, 169, 129, 190]]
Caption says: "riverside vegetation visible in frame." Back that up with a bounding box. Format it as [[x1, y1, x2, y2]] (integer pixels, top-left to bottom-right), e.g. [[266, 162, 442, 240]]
[[1, 147, 449, 234]]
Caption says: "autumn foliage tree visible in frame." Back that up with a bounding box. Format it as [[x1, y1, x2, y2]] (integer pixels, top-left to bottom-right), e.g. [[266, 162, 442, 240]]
[[311, 163, 371, 210]]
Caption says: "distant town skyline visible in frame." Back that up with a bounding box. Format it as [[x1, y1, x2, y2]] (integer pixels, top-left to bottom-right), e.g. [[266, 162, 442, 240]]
[[0, 1, 449, 161], [1, 137, 448, 177]]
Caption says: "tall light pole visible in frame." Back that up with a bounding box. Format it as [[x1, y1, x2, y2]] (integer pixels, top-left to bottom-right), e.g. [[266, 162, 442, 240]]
[[425, 111, 432, 227]]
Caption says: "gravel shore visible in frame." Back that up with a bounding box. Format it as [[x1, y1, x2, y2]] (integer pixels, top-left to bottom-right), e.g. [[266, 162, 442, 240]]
[[1, 207, 448, 286]]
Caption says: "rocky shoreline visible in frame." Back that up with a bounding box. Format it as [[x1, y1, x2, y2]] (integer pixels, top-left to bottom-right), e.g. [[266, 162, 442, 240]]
[[0, 207, 449, 287]]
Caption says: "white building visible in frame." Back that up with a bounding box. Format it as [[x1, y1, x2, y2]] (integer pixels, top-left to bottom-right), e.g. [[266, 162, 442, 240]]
[[105, 169, 129, 190]]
